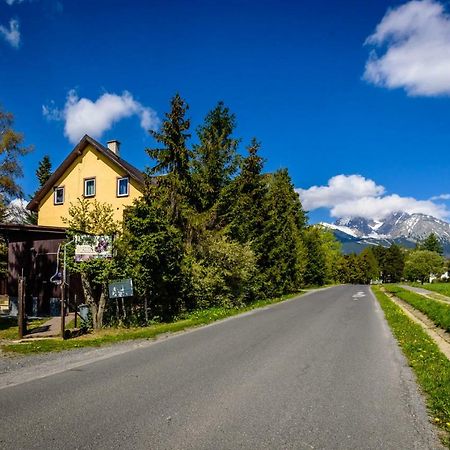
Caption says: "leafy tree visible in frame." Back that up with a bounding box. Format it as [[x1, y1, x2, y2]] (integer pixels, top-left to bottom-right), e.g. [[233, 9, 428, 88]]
[[319, 228, 343, 284], [63, 198, 121, 329], [303, 226, 327, 286], [404, 250, 445, 284], [0, 107, 32, 274], [0, 106, 32, 216], [185, 233, 257, 308], [358, 247, 379, 284], [121, 198, 185, 321], [35, 154, 52, 188], [383, 243, 405, 283], [193, 102, 240, 211], [372, 243, 405, 283], [418, 233, 443, 255]]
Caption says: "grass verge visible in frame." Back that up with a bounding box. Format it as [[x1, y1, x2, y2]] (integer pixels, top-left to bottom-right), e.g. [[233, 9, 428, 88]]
[[410, 282, 450, 299], [0, 291, 304, 355], [0, 317, 49, 340], [372, 286, 450, 447], [384, 285, 450, 332]]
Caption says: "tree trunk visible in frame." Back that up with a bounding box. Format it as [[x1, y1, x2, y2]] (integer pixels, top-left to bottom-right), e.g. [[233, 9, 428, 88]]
[[80, 274, 104, 330], [96, 289, 107, 329]]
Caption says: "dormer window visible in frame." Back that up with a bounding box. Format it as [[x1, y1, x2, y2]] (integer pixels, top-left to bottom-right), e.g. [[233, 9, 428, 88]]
[[117, 177, 129, 197], [54, 187, 64, 205], [84, 178, 96, 197]]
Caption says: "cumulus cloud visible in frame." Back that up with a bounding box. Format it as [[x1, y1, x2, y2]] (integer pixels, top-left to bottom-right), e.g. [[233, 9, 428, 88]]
[[43, 90, 160, 144], [0, 19, 20, 48], [364, 0, 450, 96], [297, 174, 449, 220], [296, 175, 385, 211], [430, 193, 450, 200], [5, 0, 25, 5]]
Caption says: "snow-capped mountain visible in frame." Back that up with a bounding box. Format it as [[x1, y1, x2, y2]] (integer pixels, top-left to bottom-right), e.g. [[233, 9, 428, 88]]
[[321, 212, 450, 256]]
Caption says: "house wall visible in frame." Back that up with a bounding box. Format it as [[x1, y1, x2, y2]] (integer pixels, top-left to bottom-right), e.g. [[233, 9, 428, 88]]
[[37, 144, 143, 227]]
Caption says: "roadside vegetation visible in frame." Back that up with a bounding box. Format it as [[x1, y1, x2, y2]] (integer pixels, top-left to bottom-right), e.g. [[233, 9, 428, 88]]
[[0, 317, 48, 340], [411, 282, 450, 298], [0, 291, 305, 354], [372, 286, 450, 447], [47, 96, 351, 333], [384, 285, 450, 332]]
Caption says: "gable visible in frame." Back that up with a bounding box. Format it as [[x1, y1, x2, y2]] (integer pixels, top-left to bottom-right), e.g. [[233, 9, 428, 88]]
[[28, 135, 145, 212]]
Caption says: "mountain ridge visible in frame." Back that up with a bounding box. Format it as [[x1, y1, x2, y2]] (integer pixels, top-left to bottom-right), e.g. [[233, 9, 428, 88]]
[[321, 212, 450, 256]]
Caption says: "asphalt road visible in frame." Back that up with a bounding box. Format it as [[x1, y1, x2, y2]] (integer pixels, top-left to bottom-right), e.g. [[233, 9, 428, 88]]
[[0, 285, 442, 449]]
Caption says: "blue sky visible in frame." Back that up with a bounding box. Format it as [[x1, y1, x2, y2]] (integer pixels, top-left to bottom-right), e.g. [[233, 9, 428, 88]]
[[1, 0, 450, 223]]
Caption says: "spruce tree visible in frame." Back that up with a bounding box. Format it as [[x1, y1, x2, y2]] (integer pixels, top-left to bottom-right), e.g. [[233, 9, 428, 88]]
[[259, 169, 307, 295], [146, 94, 193, 226], [193, 101, 240, 211], [226, 138, 266, 244], [35, 154, 52, 188]]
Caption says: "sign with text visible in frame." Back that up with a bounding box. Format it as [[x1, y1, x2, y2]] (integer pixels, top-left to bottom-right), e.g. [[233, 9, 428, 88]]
[[75, 235, 112, 262], [109, 278, 134, 299]]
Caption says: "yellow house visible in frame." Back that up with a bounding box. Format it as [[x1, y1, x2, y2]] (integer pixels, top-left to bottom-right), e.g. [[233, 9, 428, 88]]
[[28, 135, 145, 227]]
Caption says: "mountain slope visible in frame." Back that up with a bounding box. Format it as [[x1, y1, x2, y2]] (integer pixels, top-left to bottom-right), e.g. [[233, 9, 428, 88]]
[[321, 212, 450, 256]]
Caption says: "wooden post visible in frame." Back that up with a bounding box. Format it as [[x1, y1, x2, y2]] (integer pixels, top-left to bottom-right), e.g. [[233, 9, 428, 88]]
[[18, 276, 26, 338], [60, 282, 65, 339], [74, 294, 78, 329]]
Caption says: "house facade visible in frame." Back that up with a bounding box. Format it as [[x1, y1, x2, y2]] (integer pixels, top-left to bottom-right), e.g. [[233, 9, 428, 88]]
[[0, 135, 147, 317], [27, 135, 145, 227]]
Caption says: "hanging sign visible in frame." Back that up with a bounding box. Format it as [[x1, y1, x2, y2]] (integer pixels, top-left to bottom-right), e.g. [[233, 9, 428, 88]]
[[74, 235, 113, 262]]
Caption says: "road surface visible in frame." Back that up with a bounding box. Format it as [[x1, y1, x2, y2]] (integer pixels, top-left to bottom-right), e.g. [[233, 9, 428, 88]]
[[0, 285, 442, 449]]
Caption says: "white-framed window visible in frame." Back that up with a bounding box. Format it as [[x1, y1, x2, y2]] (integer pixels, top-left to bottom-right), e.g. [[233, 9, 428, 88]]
[[117, 177, 129, 197], [54, 186, 64, 205], [84, 178, 96, 197]]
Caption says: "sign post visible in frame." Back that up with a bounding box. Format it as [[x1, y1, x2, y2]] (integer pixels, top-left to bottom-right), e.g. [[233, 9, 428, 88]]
[[108, 279, 134, 324]]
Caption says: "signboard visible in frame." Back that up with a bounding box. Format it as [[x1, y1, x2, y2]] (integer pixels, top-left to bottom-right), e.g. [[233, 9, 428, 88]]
[[109, 278, 134, 299], [75, 235, 112, 262]]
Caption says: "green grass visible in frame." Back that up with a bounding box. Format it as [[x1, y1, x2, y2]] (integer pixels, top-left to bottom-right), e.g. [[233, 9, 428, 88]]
[[411, 282, 450, 298], [385, 285, 450, 332], [372, 286, 450, 447], [0, 291, 304, 354], [0, 317, 49, 340]]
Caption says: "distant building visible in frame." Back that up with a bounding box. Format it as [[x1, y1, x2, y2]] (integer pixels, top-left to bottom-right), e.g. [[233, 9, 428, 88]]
[[27, 135, 145, 227]]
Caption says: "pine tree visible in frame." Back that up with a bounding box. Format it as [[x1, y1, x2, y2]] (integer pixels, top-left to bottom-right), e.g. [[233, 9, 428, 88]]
[[418, 233, 443, 255], [146, 94, 193, 226], [225, 138, 266, 244], [193, 102, 240, 211], [35, 155, 52, 188], [258, 169, 307, 295]]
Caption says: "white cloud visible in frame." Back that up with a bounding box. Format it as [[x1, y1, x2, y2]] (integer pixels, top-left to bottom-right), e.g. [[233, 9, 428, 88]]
[[43, 90, 160, 144], [297, 174, 449, 220], [0, 19, 20, 48], [430, 193, 450, 200], [364, 0, 450, 96], [296, 174, 385, 211], [5, 0, 25, 5]]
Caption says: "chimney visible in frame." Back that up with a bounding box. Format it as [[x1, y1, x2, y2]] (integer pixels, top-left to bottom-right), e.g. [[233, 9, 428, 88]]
[[107, 140, 121, 156]]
